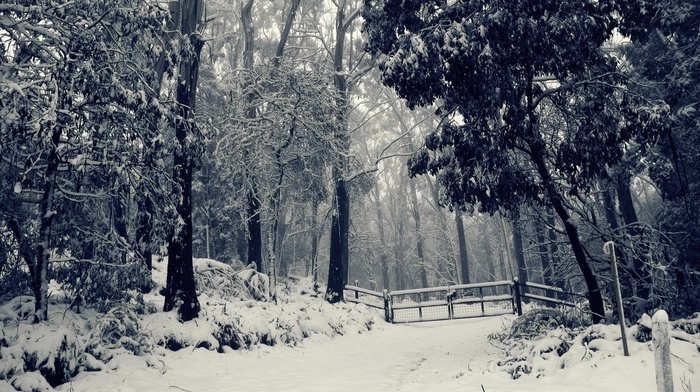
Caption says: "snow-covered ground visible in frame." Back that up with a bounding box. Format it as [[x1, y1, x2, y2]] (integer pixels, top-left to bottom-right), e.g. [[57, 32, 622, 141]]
[[1, 258, 698, 392], [60, 312, 698, 392]]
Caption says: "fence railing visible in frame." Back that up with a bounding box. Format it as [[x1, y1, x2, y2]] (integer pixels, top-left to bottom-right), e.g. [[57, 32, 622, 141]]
[[345, 279, 583, 323]]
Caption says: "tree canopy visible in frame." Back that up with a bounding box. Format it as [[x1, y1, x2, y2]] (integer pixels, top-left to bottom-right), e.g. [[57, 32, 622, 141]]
[[362, 0, 667, 322]]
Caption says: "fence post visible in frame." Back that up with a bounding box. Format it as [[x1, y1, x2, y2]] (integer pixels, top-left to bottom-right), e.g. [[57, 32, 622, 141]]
[[479, 287, 485, 315], [354, 280, 359, 300], [652, 310, 674, 392], [513, 278, 523, 316], [447, 286, 454, 320], [383, 289, 392, 323], [604, 241, 629, 356]]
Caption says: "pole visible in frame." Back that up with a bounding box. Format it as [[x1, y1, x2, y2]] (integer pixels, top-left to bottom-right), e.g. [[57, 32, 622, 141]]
[[604, 241, 629, 356], [652, 310, 674, 392], [513, 278, 522, 316]]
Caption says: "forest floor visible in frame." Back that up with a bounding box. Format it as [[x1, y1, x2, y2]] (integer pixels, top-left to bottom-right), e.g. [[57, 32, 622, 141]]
[[59, 312, 698, 392], [1, 257, 698, 392]]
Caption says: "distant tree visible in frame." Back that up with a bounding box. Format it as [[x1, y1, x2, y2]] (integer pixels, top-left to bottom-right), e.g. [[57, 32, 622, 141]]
[[363, 0, 665, 322]]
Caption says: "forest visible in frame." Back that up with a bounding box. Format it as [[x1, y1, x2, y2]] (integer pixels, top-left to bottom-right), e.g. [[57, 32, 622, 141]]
[[0, 0, 698, 333]]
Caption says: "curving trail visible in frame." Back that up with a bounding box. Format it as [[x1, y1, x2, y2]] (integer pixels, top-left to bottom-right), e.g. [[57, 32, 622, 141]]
[[61, 314, 680, 392]]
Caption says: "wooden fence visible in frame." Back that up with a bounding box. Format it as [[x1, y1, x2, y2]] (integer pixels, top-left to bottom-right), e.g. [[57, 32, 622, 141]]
[[345, 279, 582, 323]]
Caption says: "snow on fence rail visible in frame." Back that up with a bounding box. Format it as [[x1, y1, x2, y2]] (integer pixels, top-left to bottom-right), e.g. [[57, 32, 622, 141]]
[[345, 279, 583, 323]]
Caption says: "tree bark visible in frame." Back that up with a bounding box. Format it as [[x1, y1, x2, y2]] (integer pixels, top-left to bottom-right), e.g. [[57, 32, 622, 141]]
[[325, 2, 359, 303], [545, 208, 566, 289], [164, 0, 204, 321], [409, 176, 428, 288], [309, 197, 320, 289], [326, 171, 350, 302], [425, 176, 458, 284], [529, 139, 605, 323], [372, 184, 391, 290], [135, 189, 154, 292], [534, 215, 554, 287], [241, 0, 264, 273], [246, 188, 263, 271], [33, 122, 62, 323], [455, 210, 470, 285], [512, 209, 529, 297], [616, 175, 651, 299]]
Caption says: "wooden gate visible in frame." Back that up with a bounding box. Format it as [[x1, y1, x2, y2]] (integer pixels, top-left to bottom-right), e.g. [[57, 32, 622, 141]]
[[345, 279, 581, 323]]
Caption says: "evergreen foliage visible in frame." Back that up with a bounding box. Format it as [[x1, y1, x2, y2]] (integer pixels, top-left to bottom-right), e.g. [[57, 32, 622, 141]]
[[362, 0, 668, 323]]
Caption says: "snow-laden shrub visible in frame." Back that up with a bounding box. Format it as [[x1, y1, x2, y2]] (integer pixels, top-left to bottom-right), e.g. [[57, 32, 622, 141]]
[[510, 309, 567, 339], [195, 259, 257, 301], [143, 276, 381, 353], [236, 268, 270, 301], [497, 326, 575, 379], [53, 260, 152, 313], [85, 305, 153, 362], [671, 312, 700, 334], [10, 371, 52, 392], [0, 344, 25, 381], [0, 296, 34, 322], [22, 327, 83, 386], [631, 313, 653, 342]]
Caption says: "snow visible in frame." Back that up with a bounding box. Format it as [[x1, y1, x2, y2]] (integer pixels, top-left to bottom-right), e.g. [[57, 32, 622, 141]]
[[1, 258, 699, 391], [49, 315, 699, 392]]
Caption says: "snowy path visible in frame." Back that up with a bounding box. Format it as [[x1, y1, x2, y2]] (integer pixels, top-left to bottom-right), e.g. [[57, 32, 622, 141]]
[[62, 314, 692, 392]]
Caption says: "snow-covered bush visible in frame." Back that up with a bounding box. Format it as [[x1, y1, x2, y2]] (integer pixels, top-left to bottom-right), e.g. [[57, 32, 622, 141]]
[[631, 313, 653, 342], [671, 312, 700, 334], [53, 260, 152, 313], [497, 326, 576, 379], [236, 268, 271, 301], [85, 305, 153, 362], [0, 257, 385, 390], [0, 296, 34, 322], [194, 258, 260, 301], [22, 327, 83, 386], [510, 308, 571, 339], [10, 371, 52, 392]]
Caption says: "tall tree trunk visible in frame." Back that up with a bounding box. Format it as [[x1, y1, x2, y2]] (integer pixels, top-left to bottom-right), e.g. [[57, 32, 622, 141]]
[[600, 183, 635, 296], [534, 215, 554, 286], [135, 2, 175, 285], [241, 0, 264, 273], [394, 215, 407, 290], [113, 179, 129, 264], [498, 214, 515, 280], [34, 121, 63, 323], [267, 127, 294, 301], [164, 0, 204, 321], [309, 197, 320, 290], [455, 210, 470, 285], [529, 138, 605, 323], [372, 184, 391, 290], [246, 188, 263, 271], [426, 176, 458, 284], [512, 209, 529, 297], [135, 189, 154, 292], [326, 171, 350, 302], [408, 176, 428, 288], [325, 2, 359, 303], [616, 175, 651, 299], [268, 0, 301, 282]]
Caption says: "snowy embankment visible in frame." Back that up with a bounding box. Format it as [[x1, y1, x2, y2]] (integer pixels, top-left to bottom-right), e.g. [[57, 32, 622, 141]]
[[0, 257, 698, 391]]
